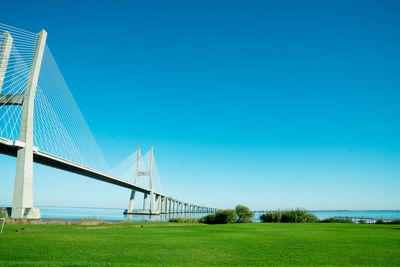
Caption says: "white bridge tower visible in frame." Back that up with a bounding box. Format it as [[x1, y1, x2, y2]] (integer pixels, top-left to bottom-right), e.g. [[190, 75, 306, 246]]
[[126, 147, 157, 214], [0, 29, 47, 219]]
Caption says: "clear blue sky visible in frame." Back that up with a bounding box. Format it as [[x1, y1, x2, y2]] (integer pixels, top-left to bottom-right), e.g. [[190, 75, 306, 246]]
[[1, 0, 399, 210]]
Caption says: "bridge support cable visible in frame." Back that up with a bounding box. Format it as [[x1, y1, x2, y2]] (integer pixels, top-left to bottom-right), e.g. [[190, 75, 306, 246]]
[[34, 46, 109, 172], [0, 25, 35, 141]]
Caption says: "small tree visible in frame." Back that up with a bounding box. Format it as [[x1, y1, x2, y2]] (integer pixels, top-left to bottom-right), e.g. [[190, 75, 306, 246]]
[[235, 205, 254, 223]]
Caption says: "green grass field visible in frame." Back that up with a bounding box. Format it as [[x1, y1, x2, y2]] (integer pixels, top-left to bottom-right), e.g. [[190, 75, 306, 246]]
[[0, 222, 399, 266]]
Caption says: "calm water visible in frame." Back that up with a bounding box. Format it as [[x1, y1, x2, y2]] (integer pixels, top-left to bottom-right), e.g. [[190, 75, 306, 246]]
[[26, 206, 400, 222]]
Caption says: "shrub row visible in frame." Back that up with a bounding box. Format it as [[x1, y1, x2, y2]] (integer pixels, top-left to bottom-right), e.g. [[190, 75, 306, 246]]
[[376, 219, 400, 224], [169, 217, 199, 223], [198, 205, 255, 224], [199, 209, 237, 224], [260, 209, 318, 223], [320, 217, 353, 223]]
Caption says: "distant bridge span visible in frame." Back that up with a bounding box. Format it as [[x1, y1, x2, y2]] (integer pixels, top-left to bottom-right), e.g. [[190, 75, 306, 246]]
[[0, 24, 217, 218], [0, 137, 215, 217]]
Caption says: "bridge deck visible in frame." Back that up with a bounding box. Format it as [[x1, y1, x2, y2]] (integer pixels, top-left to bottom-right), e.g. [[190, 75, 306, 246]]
[[0, 138, 151, 194], [0, 138, 214, 209]]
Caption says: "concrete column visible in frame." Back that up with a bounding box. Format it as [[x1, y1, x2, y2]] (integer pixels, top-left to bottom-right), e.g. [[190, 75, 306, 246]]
[[143, 193, 148, 210], [157, 195, 161, 213], [0, 31, 13, 92], [163, 197, 167, 213], [11, 30, 47, 219], [162, 197, 166, 213], [150, 192, 156, 214], [127, 190, 136, 213], [154, 195, 159, 212]]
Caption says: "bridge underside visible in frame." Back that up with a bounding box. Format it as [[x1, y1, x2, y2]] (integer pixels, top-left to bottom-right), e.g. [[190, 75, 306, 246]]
[[0, 138, 150, 194]]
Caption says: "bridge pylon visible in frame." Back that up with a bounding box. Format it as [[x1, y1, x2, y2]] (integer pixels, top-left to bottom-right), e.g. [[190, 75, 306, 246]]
[[0, 29, 47, 219], [125, 147, 157, 215]]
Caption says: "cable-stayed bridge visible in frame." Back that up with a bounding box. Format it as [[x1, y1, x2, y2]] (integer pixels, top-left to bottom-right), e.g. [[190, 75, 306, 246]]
[[0, 23, 217, 219]]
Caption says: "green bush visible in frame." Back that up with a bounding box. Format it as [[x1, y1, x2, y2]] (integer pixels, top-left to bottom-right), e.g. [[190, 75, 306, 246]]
[[199, 214, 215, 224], [321, 217, 353, 223], [260, 209, 318, 223], [387, 219, 400, 224], [235, 205, 254, 223], [169, 217, 199, 223], [200, 210, 237, 224], [376, 219, 400, 224]]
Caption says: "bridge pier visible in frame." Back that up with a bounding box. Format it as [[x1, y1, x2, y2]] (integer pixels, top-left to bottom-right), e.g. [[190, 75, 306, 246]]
[[160, 197, 164, 214], [163, 197, 167, 214], [150, 191, 156, 214], [127, 190, 136, 213], [143, 193, 148, 210], [10, 30, 47, 219], [157, 195, 161, 213]]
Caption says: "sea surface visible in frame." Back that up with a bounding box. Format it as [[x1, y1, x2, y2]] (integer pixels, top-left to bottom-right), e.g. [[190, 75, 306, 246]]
[[18, 206, 400, 222]]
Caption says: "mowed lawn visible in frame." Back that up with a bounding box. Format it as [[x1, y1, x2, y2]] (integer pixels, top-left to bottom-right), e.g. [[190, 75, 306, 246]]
[[0, 222, 399, 266]]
